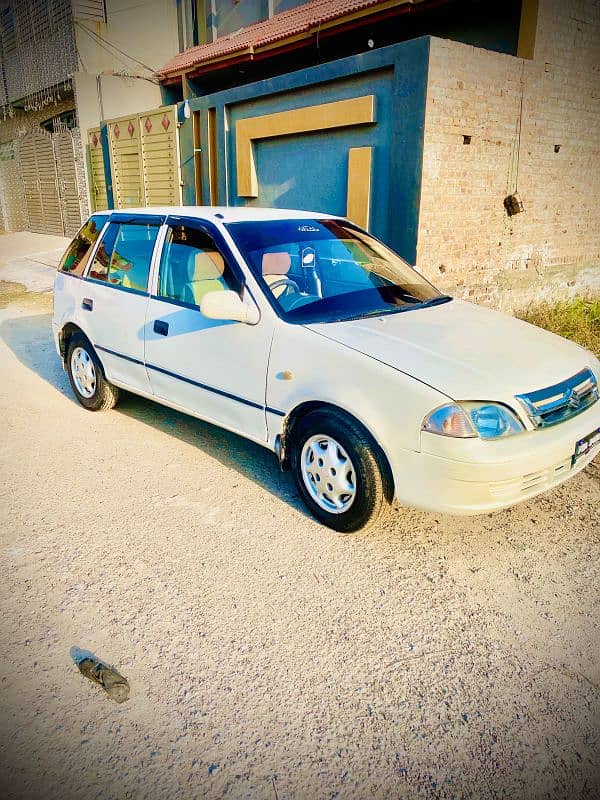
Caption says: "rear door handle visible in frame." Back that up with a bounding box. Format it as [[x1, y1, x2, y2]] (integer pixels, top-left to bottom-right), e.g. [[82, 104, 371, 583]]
[[153, 320, 169, 336], [82, 298, 93, 311]]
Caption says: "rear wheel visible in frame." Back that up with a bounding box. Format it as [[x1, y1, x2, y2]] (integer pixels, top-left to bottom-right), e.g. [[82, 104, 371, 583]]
[[290, 408, 393, 532], [66, 333, 119, 411]]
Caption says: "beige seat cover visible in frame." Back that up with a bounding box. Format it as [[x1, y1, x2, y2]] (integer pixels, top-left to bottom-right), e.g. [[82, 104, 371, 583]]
[[188, 250, 226, 305], [262, 252, 292, 298]]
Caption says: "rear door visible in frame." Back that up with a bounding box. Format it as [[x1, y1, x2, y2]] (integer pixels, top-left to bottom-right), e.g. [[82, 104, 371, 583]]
[[82, 213, 164, 393], [144, 216, 273, 442], [54, 213, 110, 341]]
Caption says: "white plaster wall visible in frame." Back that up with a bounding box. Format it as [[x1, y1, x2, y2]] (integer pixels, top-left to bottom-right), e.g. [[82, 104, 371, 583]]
[[75, 0, 180, 78], [74, 72, 164, 211], [74, 72, 163, 138]]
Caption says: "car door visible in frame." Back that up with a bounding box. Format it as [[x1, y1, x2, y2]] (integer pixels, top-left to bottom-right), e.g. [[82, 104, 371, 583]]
[[82, 213, 163, 393], [144, 216, 273, 443], [54, 212, 110, 339]]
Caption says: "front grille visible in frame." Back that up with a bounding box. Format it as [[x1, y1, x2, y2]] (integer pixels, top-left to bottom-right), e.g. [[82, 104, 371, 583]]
[[516, 368, 598, 428]]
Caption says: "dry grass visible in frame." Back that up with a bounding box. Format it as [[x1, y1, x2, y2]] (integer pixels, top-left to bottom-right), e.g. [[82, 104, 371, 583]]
[[517, 296, 600, 356]]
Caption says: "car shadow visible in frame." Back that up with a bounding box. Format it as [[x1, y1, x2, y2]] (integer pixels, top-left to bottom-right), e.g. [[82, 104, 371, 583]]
[[0, 311, 307, 518], [0, 311, 75, 400]]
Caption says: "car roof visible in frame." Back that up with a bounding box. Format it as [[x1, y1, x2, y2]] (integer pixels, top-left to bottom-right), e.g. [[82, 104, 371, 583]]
[[100, 206, 340, 223]]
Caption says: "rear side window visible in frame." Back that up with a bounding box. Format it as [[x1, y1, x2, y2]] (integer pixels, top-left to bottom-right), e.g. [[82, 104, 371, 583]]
[[88, 221, 160, 292], [58, 214, 108, 276]]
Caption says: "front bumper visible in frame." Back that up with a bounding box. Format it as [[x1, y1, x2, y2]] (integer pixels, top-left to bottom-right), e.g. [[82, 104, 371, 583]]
[[392, 400, 600, 515]]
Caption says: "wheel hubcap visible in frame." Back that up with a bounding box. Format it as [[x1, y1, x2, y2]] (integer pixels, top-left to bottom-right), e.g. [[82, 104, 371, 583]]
[[300, 435, 356, 514], [71, 346, 96, 398]]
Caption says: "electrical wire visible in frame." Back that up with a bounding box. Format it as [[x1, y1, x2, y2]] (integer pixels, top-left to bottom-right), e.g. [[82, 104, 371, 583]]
[[76, 21, 152, 73], [74, 20, 158, 74], [75, 22, 133, 73], [86, 23, 158, 73], [75, 22, 160, 84], [514, 58, 526, 193], [74, 31, 89, 74], [505, 57, 526, 198], [103, 3, 150, 14]]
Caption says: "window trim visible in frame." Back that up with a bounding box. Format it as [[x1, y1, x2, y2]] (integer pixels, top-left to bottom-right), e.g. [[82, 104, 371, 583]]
[[110, 213, 166, 227], [148, 293, 204, 313], [84, 278, 151, 298], [58, 213, 111, 278], [83, 216, 164, 294]]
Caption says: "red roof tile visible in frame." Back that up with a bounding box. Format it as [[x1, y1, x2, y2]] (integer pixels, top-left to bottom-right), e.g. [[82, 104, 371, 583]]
[[159, 0, 430, 77]]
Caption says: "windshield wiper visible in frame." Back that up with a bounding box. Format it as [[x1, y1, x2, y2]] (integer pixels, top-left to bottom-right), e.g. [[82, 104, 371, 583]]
[[342, 295, 453, 321], [353, 306, 413, 319], [415, 295, 453, 309]]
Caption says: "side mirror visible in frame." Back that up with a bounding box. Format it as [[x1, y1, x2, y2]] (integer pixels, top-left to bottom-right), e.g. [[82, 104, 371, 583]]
[[200, 289, 260, 325]]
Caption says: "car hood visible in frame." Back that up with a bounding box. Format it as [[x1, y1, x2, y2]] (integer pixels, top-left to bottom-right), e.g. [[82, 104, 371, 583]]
[[306, 299, 592, 402]]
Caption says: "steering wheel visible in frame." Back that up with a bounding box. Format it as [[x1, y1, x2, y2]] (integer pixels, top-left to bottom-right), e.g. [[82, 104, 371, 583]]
[[268, 278, 300, 296]]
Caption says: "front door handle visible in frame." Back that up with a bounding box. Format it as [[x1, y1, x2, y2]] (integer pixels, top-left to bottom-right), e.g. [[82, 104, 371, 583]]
[[82, 298, 93, 311], [153, 320, 169, 336]]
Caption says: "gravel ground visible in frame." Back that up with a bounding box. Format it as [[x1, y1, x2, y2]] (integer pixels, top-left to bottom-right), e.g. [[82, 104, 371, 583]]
[[0, 260, 599, 800]]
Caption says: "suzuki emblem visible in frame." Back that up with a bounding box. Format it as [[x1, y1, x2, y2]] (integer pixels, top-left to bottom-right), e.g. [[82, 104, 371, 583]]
[[566, 388, 582, 408]]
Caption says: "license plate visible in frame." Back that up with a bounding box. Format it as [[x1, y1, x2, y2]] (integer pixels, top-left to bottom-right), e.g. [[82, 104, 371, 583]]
[[572, 427, 600, 464]]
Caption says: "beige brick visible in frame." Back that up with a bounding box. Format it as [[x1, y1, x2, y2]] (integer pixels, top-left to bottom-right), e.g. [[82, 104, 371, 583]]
[[417, 0, 600, 311]]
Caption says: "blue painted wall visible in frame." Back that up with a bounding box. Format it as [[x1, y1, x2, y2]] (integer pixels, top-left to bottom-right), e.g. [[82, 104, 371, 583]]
[[179, 38, 430, 265], [99, 123, 114, 210], [227, 69, 394, 242]]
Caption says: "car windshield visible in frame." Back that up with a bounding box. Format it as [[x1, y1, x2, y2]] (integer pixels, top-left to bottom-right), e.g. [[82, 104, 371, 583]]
[[225, 218, 450, 323]]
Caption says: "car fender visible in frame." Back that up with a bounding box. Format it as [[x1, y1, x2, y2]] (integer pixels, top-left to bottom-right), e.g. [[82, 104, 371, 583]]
[[266, 321, 449, 480]]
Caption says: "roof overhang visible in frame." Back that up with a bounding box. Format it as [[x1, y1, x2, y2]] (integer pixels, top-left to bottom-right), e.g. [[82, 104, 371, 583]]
[[157, 0, 451, 83]]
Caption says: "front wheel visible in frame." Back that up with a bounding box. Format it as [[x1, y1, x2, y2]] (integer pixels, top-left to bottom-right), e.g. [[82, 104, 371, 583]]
[[66, 333, 119, 411], [290, 409, 393, 532]]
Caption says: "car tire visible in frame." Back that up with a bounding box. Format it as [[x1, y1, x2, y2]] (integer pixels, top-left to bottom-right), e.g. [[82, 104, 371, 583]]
[[66, 333, 119, 411], [290, 408, 393, 532]]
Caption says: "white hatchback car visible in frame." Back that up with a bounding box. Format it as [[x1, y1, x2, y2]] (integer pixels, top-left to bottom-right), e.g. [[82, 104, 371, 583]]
[[53, 207, 600, 531]]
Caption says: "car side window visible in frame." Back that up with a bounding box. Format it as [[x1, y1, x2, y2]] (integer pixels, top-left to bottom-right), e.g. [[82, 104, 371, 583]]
[[157, 224, 240, 307], [88, 221, 159, 292], [58, 214, 108, 276]]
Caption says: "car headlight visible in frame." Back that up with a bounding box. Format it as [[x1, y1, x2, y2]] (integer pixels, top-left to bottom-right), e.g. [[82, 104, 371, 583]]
[[422, 402, 525, 439]]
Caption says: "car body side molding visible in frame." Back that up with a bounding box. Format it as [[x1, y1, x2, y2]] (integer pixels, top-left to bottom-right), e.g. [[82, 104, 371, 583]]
[[94, 343, 285, 415]]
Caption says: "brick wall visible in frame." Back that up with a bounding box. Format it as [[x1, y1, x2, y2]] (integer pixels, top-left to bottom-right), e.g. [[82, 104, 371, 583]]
[[416, 0, 600, 311]]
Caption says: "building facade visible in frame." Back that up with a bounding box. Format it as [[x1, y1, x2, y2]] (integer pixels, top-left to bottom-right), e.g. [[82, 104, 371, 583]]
[[0, 0, 86, 235], [0, 0, 181, 235], [417, 2, 600, 309], [1, 0, 598, 311], [155, 0, 600, 309]]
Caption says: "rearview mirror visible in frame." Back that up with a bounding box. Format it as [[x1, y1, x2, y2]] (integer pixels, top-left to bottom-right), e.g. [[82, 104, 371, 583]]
[[200, 289, 260, 325]]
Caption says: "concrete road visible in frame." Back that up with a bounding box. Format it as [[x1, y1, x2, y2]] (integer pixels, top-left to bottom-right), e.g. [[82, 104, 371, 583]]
[[0, 249, 599, 800]]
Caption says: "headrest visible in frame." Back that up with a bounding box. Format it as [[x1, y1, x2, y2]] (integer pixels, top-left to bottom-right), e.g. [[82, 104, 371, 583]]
[[191, 250, 225, 281], [262, 251, 291, 276]]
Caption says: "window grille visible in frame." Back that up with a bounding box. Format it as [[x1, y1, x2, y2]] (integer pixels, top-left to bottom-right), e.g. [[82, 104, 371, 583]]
[[0, 5, 16, 53], [1, 0, 77, 105]]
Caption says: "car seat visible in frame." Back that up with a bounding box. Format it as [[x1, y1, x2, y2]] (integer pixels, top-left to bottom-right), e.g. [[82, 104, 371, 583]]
[[262, 252, 292, 298], [186, 249, 227, 306]]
